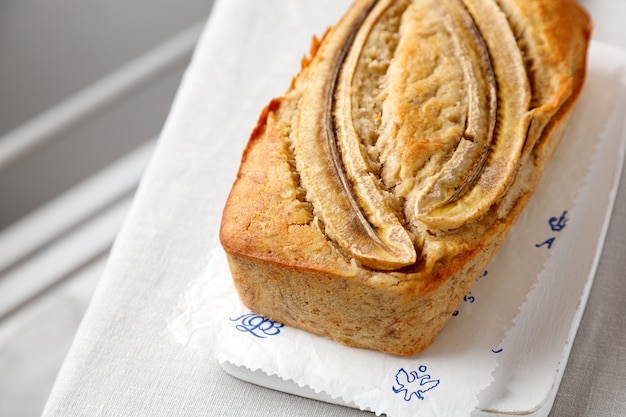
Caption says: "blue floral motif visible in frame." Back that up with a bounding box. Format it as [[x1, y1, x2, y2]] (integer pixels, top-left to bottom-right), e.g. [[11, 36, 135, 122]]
[[549, 210, 569, 232], [230, 313, 284, 338], [536, 210, 570, 249], [392, 366, 440, 401], [535, 237, 556, 249], [452, 290, 477, 317]]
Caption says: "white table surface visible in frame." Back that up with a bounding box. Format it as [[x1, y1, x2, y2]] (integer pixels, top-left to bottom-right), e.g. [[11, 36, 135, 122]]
[[41, 1, 626, 416]]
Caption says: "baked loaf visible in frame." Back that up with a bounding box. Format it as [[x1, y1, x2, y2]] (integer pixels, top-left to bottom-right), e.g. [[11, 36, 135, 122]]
[[220, 0, 591, 355]]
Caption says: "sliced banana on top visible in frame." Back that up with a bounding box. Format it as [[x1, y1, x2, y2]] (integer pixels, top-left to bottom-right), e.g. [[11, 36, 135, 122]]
[[291, 0, 416, 270], [416, 0, 497, 213], [290, 0, 534, 268], [416, 0, 532, 230]]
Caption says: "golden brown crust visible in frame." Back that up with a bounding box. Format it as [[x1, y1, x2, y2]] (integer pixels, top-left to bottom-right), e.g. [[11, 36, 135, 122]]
[[219, 0, 591, 355]]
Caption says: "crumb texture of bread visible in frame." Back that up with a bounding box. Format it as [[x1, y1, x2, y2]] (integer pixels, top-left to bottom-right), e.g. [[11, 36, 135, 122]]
[[220, 0, 591, 356]]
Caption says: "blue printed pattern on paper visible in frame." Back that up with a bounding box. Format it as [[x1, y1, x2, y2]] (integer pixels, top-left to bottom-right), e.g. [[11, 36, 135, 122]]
[[549, 210, 569, 231], [392, 366, 440, 401], [452, 270, 486, 317], [230, 313, 284, 338], [536, 210, 569, 249]]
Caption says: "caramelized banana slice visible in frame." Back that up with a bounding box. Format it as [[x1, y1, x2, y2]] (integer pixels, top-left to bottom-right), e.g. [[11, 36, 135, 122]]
[[417, 0, 532, 230], [417, 0, 496, 210], [292, 0, 416, 270]]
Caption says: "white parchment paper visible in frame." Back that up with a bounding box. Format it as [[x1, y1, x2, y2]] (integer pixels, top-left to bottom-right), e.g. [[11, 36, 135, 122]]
[[167, 42, 626, 417]]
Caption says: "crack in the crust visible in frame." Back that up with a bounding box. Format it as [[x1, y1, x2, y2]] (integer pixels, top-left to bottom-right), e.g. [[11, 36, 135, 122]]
[[328, 0, 408, 248], [353, 0, 408, 150], [350, 0, 409, 218], [284, 122, 314, 221]]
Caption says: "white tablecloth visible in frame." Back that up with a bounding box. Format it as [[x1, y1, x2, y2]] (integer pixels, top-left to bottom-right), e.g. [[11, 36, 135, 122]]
[[42, 1, 626, 416]]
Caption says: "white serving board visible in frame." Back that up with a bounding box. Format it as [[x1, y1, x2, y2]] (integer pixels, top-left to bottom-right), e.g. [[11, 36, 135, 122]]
[[218, 41, 626, 417]]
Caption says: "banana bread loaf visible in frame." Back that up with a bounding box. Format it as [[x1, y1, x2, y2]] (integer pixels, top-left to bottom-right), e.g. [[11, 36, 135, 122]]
[[220, 0, 591, 355]]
